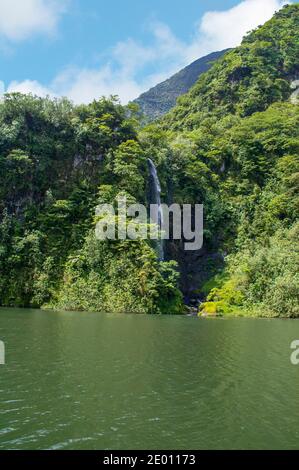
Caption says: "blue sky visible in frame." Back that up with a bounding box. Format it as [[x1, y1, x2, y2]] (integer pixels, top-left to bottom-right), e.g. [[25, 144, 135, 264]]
[[0, 0, 291, 103]]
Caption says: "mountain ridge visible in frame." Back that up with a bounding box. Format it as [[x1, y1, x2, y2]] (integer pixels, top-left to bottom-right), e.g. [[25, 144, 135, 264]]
[[133, 49, 229, 120]]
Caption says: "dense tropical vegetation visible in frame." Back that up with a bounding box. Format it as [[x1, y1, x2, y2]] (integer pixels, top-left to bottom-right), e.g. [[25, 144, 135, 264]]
[[0, 94, 183, 313], [151, 4, 299, 317], [0, 4, 298, 317]]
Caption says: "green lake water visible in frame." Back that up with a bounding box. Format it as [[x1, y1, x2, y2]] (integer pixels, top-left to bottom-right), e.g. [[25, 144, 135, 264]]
[[0, 308, 299, 450]]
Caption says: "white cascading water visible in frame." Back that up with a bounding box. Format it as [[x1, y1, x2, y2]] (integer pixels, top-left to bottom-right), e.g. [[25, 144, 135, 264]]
[[290, 80, 299, 104], [148, 158, 164, 261]]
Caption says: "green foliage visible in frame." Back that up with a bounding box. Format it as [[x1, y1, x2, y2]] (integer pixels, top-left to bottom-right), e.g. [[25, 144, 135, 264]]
[[105, 140, 147, 201], [200, 279, 245, 317], [229, 224, 299, 317], [51, 232, 182, 315], [195, 103, 299, 317], [0, 93, 182, 314]]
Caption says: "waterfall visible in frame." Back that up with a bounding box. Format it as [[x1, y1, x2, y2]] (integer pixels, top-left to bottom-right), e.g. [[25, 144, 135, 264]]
[[148, 158, 164, 261], [290, 80, 299, 104]]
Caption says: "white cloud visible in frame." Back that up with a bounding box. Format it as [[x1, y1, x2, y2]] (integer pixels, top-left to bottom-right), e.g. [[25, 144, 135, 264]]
[[7, 79, 53, 96], [53, 65, 145, 104], [0, 0, 68, 41], [1, 0, 292, 104], [188, 0, 289, 60], [4, 21, 189, 104]]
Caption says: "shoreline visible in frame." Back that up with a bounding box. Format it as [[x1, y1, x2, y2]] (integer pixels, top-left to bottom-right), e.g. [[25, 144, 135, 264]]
[[0, 305, 297, 319]]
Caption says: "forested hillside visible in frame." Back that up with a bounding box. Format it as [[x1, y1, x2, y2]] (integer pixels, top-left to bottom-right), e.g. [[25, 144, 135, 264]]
[[0, 95, 182, 313], [0, 3, 298, 317], [146, 3, 299, 317]]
